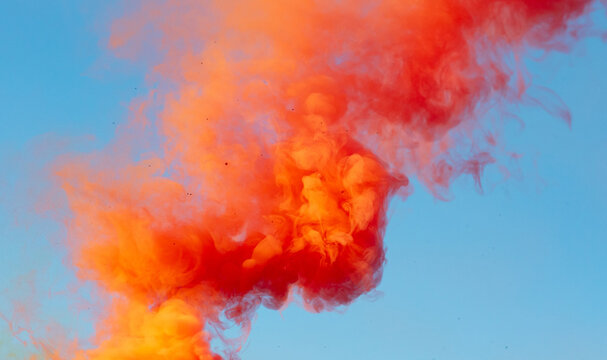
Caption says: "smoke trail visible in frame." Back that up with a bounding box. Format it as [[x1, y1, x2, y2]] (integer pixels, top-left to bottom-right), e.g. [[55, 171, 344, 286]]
[[47, 0, 602, 358]]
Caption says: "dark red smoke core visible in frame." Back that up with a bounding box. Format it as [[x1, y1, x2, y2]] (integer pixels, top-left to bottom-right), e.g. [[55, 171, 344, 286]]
[[45, 1, 604, 358]]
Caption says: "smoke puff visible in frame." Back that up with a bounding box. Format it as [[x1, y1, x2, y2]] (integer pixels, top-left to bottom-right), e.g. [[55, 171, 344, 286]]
[[47, 0, 600, 358]]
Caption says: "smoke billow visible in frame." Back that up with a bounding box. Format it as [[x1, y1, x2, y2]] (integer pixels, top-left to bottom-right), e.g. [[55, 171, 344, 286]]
[[31, 0, 604, 358]]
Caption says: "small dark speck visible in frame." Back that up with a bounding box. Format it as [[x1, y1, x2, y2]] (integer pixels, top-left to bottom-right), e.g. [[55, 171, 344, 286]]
[[290, 108, 295, 111], [148, 165, 151, 168], [134, 87, 137, 90], [112, 122, 116, 125], [173, 242, 176, 246], [505, 346, 509, 350], [224, 162, 228, 166]]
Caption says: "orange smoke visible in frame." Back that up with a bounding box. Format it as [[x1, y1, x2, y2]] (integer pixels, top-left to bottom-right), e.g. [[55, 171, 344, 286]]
[[51, 0, 599, 358]]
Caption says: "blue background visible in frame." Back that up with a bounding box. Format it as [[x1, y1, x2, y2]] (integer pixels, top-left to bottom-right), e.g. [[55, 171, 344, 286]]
[[0, 1, 606, 359]]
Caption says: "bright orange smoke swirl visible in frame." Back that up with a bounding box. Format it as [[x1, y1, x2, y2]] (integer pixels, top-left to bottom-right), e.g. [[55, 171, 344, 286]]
[[52, 0, 598, 358]]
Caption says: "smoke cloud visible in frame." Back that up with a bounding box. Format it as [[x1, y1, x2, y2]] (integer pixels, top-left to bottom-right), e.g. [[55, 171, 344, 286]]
[[26, 0, 604, 358]]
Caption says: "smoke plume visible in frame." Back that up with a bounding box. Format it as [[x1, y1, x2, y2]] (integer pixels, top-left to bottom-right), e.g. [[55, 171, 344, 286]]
[[40, 0, 604, 358]]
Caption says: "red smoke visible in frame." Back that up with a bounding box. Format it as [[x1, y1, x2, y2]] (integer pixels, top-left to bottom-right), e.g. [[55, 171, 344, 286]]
[[47, 0, 601, 358]]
